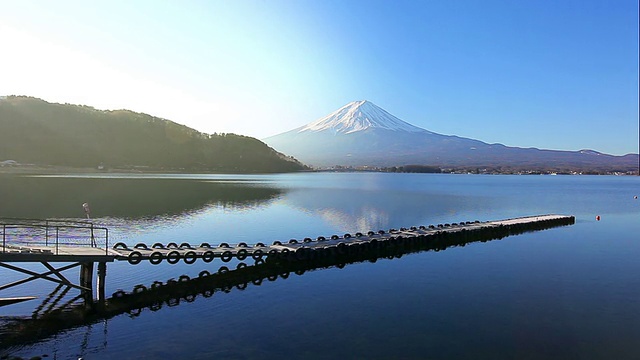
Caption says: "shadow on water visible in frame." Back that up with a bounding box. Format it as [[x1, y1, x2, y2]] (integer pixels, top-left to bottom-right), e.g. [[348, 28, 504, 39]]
[[0, 175, 284, 219], [0, 218, 574, 353]]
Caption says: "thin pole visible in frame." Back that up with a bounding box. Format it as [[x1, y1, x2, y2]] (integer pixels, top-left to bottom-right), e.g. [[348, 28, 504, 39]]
[[90, 223, 96, 247], [97, 262, 106, 304]]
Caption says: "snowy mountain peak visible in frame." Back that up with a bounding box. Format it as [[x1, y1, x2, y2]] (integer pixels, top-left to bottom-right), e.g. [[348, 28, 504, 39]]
[[297, 100, 428, 134]]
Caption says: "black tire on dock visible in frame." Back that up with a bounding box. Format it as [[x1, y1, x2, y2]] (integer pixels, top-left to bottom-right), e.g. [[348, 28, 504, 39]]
[[336, 242, 347, 255], [288, 239, 298, 244], [113, 242, 128, 250], [367, 231, 375, 236], [331, 235, 339, 240], [238, 242, 248, 248], [152, 242, 165, 249], [134, 243, 149, 250], [180, 242, 192, 249], [149, 251, 163, 265], [252, 249, 264, 260], [237, 262, 247, 270], [199, 270, 211, 278], [200, 242, 212, 248], [127, 251, 143, 265], [218, 266, 230, 274], [237, 249, 248, 261], [221, 250, 233, 262], [167, 242, 179, 249], [202, 250, 215, 263], [295, 248, 308, 261], [179, 275, 191, 282], [183, 251, 197, 264], [280, 248, 290, 260], [133, 284, 147, 294], [255, 242, 266, 247], [267, 249, 279, 259], [317, 236, 326, 241], [219, 242, 230, 248], [273, 240, 282, 246], [344, 233, 352, 239], [166, 250, 181, 264]]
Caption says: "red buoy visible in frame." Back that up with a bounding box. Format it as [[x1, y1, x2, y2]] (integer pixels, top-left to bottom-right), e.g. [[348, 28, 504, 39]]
[[596, 215, 601, 221]]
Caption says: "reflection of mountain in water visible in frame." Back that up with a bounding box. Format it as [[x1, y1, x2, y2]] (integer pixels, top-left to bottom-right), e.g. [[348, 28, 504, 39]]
[[0, 176, 284, 219], [285, 187, 491, 231]]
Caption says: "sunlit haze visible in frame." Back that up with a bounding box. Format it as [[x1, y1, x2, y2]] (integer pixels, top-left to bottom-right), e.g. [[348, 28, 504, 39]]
[[0, 0, 637, 155]]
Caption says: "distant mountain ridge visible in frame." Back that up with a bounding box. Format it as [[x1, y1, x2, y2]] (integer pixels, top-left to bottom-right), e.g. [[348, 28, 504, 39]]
[[0, 96, 305, 173], [264, 101, 638, 172]]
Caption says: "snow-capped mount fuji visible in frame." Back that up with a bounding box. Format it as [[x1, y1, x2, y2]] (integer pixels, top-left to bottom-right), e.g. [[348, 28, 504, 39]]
[[263, 101, 638, 172], [297, 100, 428, 134]]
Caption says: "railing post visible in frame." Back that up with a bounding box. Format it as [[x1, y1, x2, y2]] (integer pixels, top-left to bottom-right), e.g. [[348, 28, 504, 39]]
[[55, 226, 59, 255], [90, 223, 96, 247], [45, 220, 49, 246], [2, 224, 5, 253], [104, 228, 109, 255]]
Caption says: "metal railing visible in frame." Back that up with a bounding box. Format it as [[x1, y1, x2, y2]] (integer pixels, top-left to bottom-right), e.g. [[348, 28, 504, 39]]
[[0, 218, 109, 255]]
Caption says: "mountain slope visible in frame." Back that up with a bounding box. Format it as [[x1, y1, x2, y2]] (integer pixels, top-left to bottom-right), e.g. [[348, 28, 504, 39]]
[[296, 100, 428, 134], [264, 101, 638, 172], [0, 96, 305, 173]]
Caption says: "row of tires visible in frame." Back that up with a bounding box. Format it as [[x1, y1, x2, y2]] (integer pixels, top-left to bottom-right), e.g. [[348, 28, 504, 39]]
[[124, 225, 491, 265], [112, 261, 304, 302], [114, 241, 265, 251], [125, 247, 271, 265], [115, 220, 483, 255]]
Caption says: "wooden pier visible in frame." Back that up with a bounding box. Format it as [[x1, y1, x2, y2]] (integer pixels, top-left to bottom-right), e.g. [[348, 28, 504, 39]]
[[1, 214, 575, 306]]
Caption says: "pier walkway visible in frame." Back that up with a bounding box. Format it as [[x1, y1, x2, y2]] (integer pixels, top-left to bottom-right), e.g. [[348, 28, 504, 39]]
[[1, 214, 575, 305]]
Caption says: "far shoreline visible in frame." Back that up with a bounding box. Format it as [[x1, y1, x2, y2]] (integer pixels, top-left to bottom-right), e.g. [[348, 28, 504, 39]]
[[0, 164, 637, 176]]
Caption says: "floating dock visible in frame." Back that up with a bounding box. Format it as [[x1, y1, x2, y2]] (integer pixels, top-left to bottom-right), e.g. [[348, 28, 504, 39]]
[[1, 214, 575, 265], [0, 214, 575, 304], [108, 214, 575, 265]]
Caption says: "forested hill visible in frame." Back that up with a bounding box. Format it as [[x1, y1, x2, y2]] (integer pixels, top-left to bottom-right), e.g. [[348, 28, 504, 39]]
[[0, 96, 306, 173]]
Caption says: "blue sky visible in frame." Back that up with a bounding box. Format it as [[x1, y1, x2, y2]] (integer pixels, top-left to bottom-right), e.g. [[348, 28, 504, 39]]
[[0, 0, 637, 155]]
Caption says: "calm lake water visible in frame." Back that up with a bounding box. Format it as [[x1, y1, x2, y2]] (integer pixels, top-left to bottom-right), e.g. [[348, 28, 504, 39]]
[[1, 172, 639, 359]]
